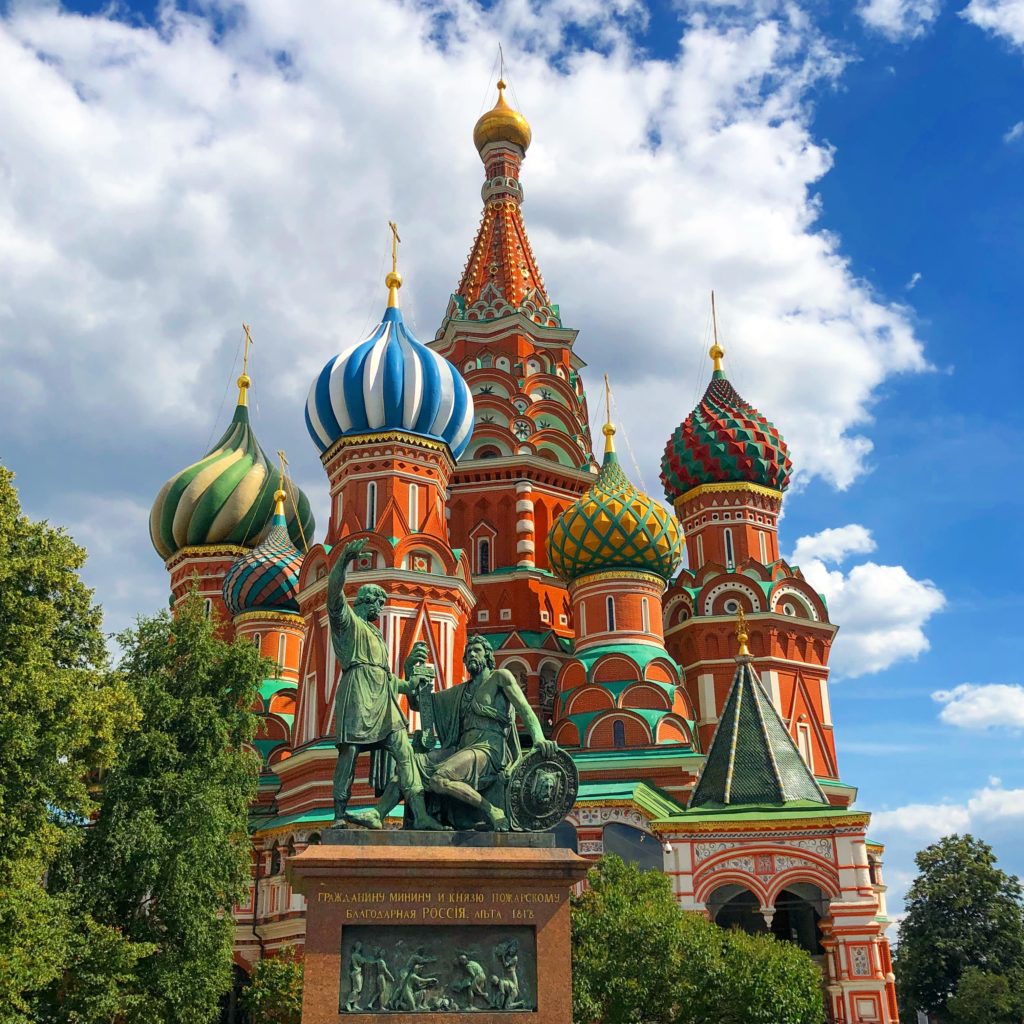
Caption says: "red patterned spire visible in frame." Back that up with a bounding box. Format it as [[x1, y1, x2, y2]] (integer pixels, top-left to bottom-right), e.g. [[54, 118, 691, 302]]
[[450, 82, 560, 328]]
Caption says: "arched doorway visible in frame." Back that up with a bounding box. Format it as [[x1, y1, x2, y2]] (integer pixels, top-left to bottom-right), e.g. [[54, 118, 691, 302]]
[[602, 823, 662, 871], [771, 883, 828, 956], [707, 884, 768, 934], [218, 964, 250, 1024]]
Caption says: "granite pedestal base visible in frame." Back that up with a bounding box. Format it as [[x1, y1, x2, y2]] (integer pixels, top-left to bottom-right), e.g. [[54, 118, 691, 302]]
[[288, 831, 588, 1024]]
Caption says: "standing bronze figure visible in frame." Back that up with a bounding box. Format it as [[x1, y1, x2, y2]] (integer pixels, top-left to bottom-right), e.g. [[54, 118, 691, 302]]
[[328, 537, 441, 830]]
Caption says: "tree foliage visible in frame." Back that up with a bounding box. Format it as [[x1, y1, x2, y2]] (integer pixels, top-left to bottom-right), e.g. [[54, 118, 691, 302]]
[[0, 465, 137, 1020], [571, 855, 824, 1024], [945, 966, 1024, 1024], [895, 833, 1024, 1020], [242, 947, 304, 1024], [65, 594, 265, 1024]]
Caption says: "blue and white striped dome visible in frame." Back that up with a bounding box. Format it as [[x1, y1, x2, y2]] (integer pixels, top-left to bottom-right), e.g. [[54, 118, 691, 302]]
[[305, 305, 474, 459]]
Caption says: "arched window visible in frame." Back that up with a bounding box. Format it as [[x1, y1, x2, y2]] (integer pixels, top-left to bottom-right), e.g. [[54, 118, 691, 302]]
[[478, 538, 491, 575], [641, 597, 650, 633], [251, 633, 261, 651], [408, 484, 419, 531], [758, 530, 769, 563], [203, 597, 213, 618], [277, 634, 287, 674], [613, 720, 626, 748], [797, 723, 813, 767], [696, 535, 704, 569], [723, 528, 735, 569], [365, 482, 377, 530], [334, 491, 344, 525], [606, 596, 616, 631], [579, 603, 586, 636], [480, 353, 493, 368]]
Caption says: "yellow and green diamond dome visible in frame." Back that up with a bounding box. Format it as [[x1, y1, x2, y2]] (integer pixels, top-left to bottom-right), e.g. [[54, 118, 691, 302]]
[[547, 423, 683, 584]]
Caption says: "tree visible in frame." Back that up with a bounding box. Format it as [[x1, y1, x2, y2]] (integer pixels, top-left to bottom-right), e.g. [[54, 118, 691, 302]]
[[895, 834, 1024, 1020], [242, 947, 304, 1024], [0, 465, 137, 1020], [571, 855, 824, 1024], [945, 966, 1024, 1024], [61, 594, 264, 1024]]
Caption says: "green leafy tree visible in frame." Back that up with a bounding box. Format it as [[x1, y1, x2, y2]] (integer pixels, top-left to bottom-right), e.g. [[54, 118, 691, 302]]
[[945, 966, 1024, 1024], [0, 465, 137, 1020], [571, 855, 824, 1024], [65, 594, 264, 1024], [242, 947, 304, 1024], [895, 834, 1024, 1020]]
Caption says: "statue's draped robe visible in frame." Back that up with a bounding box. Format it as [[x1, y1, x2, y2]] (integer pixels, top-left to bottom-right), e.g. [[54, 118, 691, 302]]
[[420, 677, 516, 790], [329, 594, 405, 744]]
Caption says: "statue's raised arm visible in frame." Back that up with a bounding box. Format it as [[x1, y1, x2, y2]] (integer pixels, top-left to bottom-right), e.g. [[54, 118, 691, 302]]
[[327, 537, 367, 642]]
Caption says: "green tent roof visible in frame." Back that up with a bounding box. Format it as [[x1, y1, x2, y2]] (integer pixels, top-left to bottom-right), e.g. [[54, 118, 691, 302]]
[[690, 657, 828, 808]]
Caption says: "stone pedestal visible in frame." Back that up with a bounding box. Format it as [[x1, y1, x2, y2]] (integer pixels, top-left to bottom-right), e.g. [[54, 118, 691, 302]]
[[288, 831, 588, 1024]]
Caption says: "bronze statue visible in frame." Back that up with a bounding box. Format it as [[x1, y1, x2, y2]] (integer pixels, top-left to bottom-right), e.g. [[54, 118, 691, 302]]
[[355, 634, 576, 832], [327, 537, 441, 830]]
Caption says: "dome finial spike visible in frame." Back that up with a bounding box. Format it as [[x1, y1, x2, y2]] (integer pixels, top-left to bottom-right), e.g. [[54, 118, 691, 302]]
[[237, 322, 254, 406], [386, 220, 403, 308], [602, 373, 616, 455], [735, 607, 752, 660], [273, 449, 288, 516], [709, 291, 725, 373]]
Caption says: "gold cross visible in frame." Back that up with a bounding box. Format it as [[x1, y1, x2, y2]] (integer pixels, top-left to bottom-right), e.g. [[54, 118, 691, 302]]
[[241, 322, 254, 375], [388, 220, 401, 275], [276, 449, 289, 491]]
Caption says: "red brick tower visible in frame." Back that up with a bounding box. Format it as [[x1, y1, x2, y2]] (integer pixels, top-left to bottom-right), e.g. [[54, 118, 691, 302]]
[[431, 80, 598, 725], [660, 336, 843, 794]]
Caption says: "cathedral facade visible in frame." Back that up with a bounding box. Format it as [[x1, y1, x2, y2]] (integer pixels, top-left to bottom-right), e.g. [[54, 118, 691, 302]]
[[150, 81, 898, 1024]]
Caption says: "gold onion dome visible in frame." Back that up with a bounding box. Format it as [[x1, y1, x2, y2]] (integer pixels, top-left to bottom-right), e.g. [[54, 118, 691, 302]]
[[150, 374, 314, 562], [547, 419, 683, 584], [473, 79, 532, 154]]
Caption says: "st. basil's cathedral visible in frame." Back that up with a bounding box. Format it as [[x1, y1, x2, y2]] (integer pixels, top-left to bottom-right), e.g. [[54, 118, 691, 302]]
[[149, 81, 899, 1024]]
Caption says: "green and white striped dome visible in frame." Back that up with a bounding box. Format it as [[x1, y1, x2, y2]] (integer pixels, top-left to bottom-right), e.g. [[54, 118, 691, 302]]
[[150, 397, 314, 562]]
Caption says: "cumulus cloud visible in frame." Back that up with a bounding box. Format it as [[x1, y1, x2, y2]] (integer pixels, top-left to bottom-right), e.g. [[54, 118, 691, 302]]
[[933, 683, 1024, 729], [873, 783, 1024, 842], [0, 1, 928, 631], [858, 0, 942, 39], [790, 524, 945, 676], [962, 0, 1024, 49]]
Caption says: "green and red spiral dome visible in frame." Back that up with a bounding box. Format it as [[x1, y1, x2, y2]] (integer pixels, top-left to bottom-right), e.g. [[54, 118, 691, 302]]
[[660, 346, 792, 503]]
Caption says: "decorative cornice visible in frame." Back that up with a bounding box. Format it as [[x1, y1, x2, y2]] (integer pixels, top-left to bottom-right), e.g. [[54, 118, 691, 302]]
[[321, 430, 455, 467], [676, 481, 783, 506], [233, 610, 304, 627], [166, 544, 249, 570], [570, 569, 666, 591], [653, 812, 871, 835]]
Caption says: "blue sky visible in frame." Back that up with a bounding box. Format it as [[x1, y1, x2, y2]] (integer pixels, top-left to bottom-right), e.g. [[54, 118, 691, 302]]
[[1, 0, 1022, 916]]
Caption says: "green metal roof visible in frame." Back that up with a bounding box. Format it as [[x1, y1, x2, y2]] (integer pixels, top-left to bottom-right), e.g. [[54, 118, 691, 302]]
[[259, 677, 296, 702], [690, 658, 828, 808], [658, 800, 857, 825], [576, 779, 686, 818]]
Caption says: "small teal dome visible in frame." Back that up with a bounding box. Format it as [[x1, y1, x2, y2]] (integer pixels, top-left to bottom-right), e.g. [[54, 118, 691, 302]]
[[223, 492, 303, 616]]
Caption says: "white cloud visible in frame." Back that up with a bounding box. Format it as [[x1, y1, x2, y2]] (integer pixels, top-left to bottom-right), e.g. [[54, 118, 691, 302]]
[[791, 523, 876, 564], [1005, 120, 1024, 141], [790, 525, 945, 676], [858, 0, 942, 39], [933, 683, 1024, 729], [0, 1, 928, 632], [873, 783, 1024, 842], [905, 270, 922, 289], [962, 0, 1024, 49]]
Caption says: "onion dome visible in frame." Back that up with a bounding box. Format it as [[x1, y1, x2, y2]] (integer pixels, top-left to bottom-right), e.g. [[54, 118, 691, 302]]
[[223, 487, 304, 616], [548, 417, 683, 583], [305, 255, 474, 459], [150, 374, 315, 561], [473, 79, 532, 154], [660, 343, 792, 503]]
